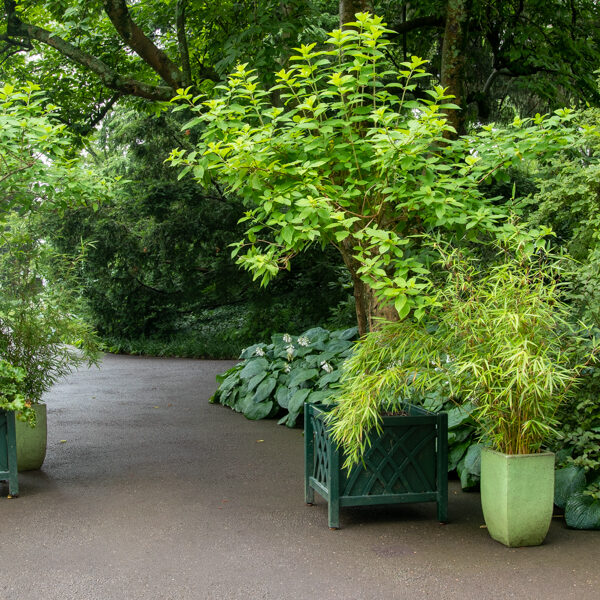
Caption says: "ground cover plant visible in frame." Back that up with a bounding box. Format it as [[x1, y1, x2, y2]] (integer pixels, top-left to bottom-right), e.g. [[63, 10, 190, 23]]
[[211, 326, 357, 426]]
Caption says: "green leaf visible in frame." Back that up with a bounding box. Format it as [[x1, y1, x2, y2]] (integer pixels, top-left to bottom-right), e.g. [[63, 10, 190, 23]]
[[247, 371, 268, 392], [288, 367, 319, 387], [447, 404, 476, 429], [448, 440, 470, 472], [239, 357, 269, 379], [318, 369, 342, 388], [253, 376, 277, 403], [463, 443, 482, 477], [288, 388, 311, 413], [306, 390, 333, 405], [457, 455, 480, 491], [276, 386, 289, 409], [565, 492, 600, 530], [555, 465, 586, 509], [243, 399, 275, 421]]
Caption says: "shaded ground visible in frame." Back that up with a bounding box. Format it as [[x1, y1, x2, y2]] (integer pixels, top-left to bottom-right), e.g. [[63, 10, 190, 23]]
[[1, 354, 598, 600]]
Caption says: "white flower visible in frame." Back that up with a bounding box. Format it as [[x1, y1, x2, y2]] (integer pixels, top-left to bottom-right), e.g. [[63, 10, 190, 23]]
[[254, 347, 265, 357], [282, 333, 292, 343], [284, 363, 291, 373], [297, 336, 310, 347], [320, 361, 334, 374], [286, 344, 295, 360]]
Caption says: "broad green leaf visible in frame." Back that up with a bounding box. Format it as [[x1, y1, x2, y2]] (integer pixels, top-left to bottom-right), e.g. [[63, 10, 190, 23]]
[[253, 376, 277, 403], [555, 465, 586, 509], [239, 357, 269, 379]]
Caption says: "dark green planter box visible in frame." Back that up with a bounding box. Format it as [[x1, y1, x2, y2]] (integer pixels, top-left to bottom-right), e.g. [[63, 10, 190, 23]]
[[0, 410, 19, 497], [304, 403, 448, 528]]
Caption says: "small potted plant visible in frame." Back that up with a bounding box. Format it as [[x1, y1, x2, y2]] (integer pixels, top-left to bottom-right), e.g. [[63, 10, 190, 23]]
[[0, 216, 99, 471], [328, 240, 596, 546]]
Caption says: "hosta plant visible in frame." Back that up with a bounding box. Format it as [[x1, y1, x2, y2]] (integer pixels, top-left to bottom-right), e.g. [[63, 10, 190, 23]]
[[211, 327, 357, 426]]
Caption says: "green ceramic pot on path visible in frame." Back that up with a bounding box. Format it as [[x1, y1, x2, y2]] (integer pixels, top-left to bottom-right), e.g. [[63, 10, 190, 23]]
[[480, 448, 555, 547], [15, 403, 47, 471]]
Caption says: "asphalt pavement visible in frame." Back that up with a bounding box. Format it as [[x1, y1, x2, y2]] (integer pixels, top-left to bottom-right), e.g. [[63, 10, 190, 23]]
[[1, 353, 598, 600]]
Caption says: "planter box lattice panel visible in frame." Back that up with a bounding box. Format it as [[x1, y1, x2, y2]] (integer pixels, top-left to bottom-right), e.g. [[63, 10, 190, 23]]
[[305, 403, 447, 528], [0, 410, 19, 497]]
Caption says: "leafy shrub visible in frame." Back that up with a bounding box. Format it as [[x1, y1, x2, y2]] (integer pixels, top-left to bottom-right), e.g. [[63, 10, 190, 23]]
[[211, 327, 358, 426], [0, 359, 34, 424]]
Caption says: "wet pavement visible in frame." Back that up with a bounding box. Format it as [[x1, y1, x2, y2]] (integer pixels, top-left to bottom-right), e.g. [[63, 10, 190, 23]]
[[1, 353, 598, 600]]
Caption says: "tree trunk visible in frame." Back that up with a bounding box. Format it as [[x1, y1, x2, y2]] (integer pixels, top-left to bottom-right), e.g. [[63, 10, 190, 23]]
[[339, 0, 373, 28], [340, 240, 398, 337], [440, 0, 470, 136]]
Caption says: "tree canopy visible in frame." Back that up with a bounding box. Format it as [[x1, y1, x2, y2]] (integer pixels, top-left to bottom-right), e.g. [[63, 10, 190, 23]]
[[2, 1, 599, 133]]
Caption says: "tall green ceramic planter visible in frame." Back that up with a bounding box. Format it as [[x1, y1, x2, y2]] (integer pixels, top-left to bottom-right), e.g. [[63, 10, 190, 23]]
[[480, 448, 555, 547], [15, 403, 47, 472]]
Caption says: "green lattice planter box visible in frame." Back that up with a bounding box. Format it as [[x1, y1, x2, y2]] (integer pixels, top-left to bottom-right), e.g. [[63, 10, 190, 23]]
[[0, 410, 19, 497], [304, 403, 448, 528]]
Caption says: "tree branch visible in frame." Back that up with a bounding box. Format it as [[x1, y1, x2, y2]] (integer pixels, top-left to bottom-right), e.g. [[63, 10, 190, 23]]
[[4, 4, 174, 101], [387, 15, 445, 40], [102, 0, 184, 90], [57, 93, 123, 137]]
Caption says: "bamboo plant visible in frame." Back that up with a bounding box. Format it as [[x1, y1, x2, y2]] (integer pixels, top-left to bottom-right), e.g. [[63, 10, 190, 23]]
[[327, 239, 598, 468]]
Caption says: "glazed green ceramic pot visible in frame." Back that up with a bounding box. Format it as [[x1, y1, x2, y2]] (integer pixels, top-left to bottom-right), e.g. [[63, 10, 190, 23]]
[[480, 448, 555, 547], [15, 403, 47, 471]]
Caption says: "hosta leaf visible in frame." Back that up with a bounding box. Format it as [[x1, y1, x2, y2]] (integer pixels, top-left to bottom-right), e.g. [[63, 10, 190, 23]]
[[448, 440, 470, 472], [253, 377, 277, 403], [457, 455, 480, 491], [554, 465, 586, 509], [243, 400, 274, 421], [247, 371, 268, 392], [306, 390, 333, 405], [276, 386, 289, 409], [288, 368, 318, 387], [463, 443, 482, 477], [288, 388, 311, 413], [318, 370, 341, 388], [447, 403, 476, 429], [239, 357, 269, 379], [323, 339, 353, 354], [565, 492, 600, 530]]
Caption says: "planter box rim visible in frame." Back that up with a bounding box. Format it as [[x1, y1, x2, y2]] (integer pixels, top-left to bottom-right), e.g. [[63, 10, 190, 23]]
[[481, 447, 555, 460], [311, 400, 436, 418]]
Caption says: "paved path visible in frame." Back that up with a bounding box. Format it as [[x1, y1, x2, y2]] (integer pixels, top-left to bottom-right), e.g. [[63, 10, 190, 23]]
[[1, 354, 598, 599]]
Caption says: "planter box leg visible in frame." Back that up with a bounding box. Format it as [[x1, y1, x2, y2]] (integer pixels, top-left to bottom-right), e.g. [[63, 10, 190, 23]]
[[437, 411, 448, 523], [304, 407, 314, 505], [6, 412, 19, 497], [328, 437, 340, 529]]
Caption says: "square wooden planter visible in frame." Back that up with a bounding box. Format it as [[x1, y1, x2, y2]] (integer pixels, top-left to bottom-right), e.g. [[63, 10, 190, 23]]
[[0, 410, 19, 497], [304, 403, 448, 528]]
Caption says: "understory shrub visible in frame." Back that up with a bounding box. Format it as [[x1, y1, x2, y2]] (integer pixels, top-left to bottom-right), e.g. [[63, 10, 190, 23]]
[[551, 357, 600, 529], [210, 326, 358, 426]]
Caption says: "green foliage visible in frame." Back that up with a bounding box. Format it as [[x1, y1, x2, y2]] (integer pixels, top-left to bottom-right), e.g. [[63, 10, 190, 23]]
[[0, 216, 99, 404], [555, 465, 587, 510], [0, 359, 34, 424], [422, 393, 480, 490], [0, 81, 112, 217], [326, 240, 596, 468], [565, 479, 600, 530], [45, 108, 349, 347], [171, 13, 576, 327], [211, 327, 357, 426]]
